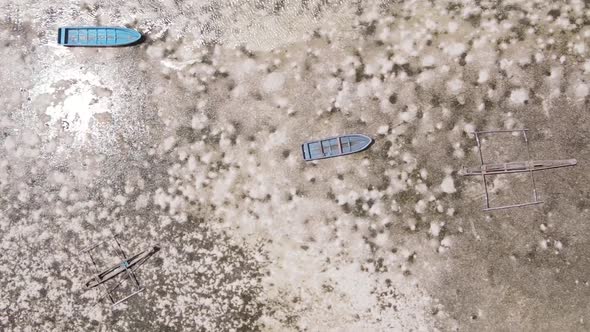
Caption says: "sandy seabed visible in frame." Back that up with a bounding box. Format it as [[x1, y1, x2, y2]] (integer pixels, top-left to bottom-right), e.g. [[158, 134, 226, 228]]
[[1, 0, 589, 331]]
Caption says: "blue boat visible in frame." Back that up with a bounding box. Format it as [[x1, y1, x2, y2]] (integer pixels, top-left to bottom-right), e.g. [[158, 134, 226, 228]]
[[57, 26, 142, 47], [302, 134, 373, 161]]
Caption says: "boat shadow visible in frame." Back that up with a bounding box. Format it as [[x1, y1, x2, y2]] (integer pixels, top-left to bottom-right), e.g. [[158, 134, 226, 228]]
[[365, 138, 376, 151]]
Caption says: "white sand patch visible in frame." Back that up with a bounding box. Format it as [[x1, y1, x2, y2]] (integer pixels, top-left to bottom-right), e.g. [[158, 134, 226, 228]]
[[3, 135, 16, 152], [463, 123, 476, 135], [419, 168, 428, 180], [161, 136, 176, 152], [444, 42, 466, 57], [447, 78, 464, 95], [439, 236, 452, 252], [573, 42, 586, 54], [22, 129, 40, 146], [17, 187, 30, 203], [416, 70, 435, 89], [421, 55, 437, 67], [430, 221, 441, 237], [510, 88, 529, 105], [147, 45, 165, 59], [262, 72, 286, 93], [377, 125, 389, 135], [415, 199, 428, 214], [539, 239, 548, 250], [114, 194, 127, 206], [440, 175, 456, 194], [477, 69, 489, 84], [0, 115, 14, 128], [335, 82, 354, 112], [574, 83, 589, 99], [399, 104, 418, 122], [191, 111, 209, 131], [448, 21, 459, 33], [415, 182, 429, 195], [232, 59, 258, 80]]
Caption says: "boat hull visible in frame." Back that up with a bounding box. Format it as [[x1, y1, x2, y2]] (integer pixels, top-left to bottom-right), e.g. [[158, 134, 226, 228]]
[[58, 26, 142, 47], [302, 134, 372, 161]]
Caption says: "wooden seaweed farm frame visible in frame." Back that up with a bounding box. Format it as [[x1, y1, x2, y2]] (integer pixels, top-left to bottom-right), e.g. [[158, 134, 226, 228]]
[[82, 236, 158, 306], [461, 129, 576, 211]]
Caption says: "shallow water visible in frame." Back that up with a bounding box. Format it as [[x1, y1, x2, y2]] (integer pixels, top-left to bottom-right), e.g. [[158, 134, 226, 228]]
[[1, 0, 590, 330]]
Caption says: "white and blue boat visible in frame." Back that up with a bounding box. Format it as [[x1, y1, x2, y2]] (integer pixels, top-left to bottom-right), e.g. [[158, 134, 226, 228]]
[[302, 134, 373, 161], [57, 26, 142, 47]]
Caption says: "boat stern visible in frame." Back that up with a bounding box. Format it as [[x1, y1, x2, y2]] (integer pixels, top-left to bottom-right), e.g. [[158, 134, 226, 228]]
[[57, 27, 66, 45], [302, 143, 311, 161]]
